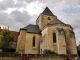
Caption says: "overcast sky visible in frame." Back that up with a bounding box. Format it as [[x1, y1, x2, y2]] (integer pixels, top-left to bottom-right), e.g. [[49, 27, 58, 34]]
[[0, 0, 80, 45]]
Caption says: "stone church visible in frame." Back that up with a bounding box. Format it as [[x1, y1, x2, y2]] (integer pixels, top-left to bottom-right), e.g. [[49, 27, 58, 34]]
[[16, 7, 77, 55]]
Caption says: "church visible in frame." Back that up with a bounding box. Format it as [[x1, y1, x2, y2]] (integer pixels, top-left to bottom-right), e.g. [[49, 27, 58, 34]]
[[16, 7, 77, 55]]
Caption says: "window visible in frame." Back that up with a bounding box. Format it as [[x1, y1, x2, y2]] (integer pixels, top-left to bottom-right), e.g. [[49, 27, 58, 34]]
[[53, 33, 56, 43], [48, 17, 50, 20], [33, 36, 35, 47]]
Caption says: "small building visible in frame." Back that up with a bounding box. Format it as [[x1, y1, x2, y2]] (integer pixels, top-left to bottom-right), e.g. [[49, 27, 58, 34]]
[[16, 7, 77, 55]]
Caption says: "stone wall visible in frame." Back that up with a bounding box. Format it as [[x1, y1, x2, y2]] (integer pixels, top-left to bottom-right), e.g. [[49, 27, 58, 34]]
[[0, 57, 77, 60], [0, 57, 19, 60], [36, 14, 57, 30], [25, 33, 41, 54], [0, 53, 78, 60], [41, 23, 77, 55], [16, 30, 26, 53], [16, 30, 41, 54]]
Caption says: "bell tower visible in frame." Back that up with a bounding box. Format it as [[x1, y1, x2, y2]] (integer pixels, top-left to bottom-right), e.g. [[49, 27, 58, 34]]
[[36, 7, 57, 30]]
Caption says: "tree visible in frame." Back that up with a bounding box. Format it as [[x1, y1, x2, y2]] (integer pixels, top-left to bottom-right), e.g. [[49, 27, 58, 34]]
[[0, 29, 14, 51]]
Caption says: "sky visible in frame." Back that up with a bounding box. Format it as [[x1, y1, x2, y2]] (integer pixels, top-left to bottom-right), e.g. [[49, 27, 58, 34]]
[[0, 0, 80, 45]]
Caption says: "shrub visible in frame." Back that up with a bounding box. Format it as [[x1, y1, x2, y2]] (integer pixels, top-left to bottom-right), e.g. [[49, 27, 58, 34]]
[[43, 49, 57, 54]]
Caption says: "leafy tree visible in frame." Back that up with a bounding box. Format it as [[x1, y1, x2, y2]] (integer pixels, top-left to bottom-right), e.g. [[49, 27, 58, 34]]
[[0, 29, 14, 51], [43, 49, 57, 54]]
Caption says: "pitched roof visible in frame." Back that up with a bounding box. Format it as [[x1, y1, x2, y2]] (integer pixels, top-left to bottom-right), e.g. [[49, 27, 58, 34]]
[[42, 7, 55, 16], [21, 24, 41, 34], [49, 18, 64, 24]]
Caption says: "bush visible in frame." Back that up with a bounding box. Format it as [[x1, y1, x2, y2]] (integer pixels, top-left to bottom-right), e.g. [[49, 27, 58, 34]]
[[43, 49, 57, 54]]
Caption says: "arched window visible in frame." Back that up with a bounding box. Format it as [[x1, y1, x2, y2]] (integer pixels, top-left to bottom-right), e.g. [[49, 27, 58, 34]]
[[53, 33, 56, 43], [33, 36, 35, 47]]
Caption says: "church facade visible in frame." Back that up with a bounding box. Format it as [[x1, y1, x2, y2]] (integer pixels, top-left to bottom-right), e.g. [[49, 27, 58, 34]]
[[16, 7, 77, 55]]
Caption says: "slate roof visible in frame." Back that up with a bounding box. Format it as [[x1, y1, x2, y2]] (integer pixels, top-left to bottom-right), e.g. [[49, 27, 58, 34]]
[[21, 24, 41, 34], [42, 7, 55, 16], [49, 18, 64, 24]]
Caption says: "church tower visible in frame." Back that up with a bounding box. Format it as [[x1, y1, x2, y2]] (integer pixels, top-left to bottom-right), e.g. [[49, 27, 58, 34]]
[[36, 7, 57, 30]]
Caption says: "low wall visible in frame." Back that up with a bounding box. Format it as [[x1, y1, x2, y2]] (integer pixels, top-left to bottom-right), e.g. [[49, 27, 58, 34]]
[[0, 57, 76, 60], [0, 57, 19, 60], [0, 52, 78, 60]]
